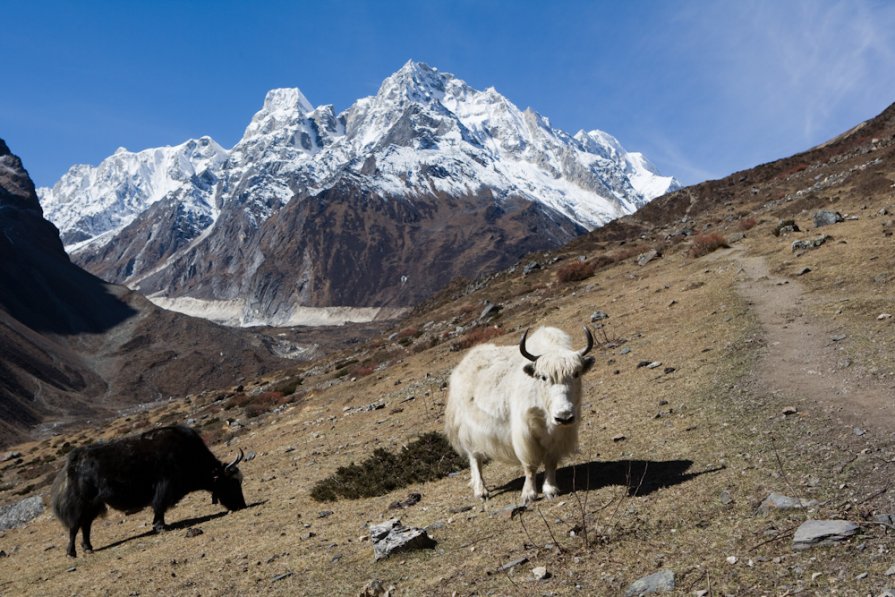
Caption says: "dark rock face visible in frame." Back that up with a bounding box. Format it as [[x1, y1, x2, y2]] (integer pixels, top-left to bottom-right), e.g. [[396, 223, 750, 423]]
[[79, 179, 583, 325], [0, 139, 289, 446]]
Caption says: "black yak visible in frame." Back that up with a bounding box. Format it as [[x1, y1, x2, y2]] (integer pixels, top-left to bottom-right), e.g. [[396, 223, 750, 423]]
[[51, 425, 247, 557]]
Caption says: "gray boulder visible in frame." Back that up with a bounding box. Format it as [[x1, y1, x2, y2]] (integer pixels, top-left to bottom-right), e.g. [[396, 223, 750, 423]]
[[0, 496, 44, 531], [814, 210, 844, 228], [625, 569, 675, 596], [791, 235, 831, 252], [369, 519, 436, 560], [792, 520, 860, 550]]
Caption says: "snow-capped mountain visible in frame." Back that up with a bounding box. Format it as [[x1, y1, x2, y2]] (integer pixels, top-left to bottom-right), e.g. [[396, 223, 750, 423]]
[[40, 137, 227, 246], [39, 61, 680, 326]]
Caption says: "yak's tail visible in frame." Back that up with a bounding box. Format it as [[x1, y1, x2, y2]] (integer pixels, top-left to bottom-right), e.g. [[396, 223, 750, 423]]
[[51, 452, 106, 529], [50, 463, 76, 528]]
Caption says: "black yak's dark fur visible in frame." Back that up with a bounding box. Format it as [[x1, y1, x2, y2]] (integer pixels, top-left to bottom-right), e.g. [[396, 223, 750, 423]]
[[51, 425, 246, 557]]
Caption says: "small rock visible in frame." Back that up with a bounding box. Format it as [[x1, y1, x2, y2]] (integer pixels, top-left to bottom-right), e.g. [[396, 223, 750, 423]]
[[0, 451, 21, 463], [625, 569, 675, 596], [532, 566, 550, 580], [388, 492, 422, 510], [726, 556, 737, 565], [885, 563, 895, 576], [637, 360, 652, 368], [791, 235, 832, 252], [879, 313, 893, 321], [831, 334, 847, 342], [498, 557, 529, 572], [719, 490, 734, 505], [853, 427, 866, 437], [646, 361, 662, 369], [796, 267, 812, 276], [271, 572, 293, 582], [359, 579, 394, 597], [184, 528, 203, 538], [612, 434, 626, 442], [663, 367, 676, 374], [636, 249, 660, 267], [318, 510, 334, 518], [620, 347, 632, 355], [782, 406, 798, 416], [792, 520, 860, 550], [759, 492, 818, 513], [522, 261, 540, 276], [855, 572, 868, 580], [591, 310, 609, 322]]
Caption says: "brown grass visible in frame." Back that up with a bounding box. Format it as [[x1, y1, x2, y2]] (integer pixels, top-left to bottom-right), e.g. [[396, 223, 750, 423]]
[[688, 232, 729, 257], [450, 325, 504, 351]]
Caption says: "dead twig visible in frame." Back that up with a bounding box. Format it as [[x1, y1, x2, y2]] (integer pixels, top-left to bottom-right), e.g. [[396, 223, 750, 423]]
[[770, 436, 799, 499], [748, 523, 802, 551], [536, 505, 567, 553]]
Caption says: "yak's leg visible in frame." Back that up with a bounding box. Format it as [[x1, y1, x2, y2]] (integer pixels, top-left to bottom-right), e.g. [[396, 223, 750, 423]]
[[469, 454, 489, 500], [66, 526, 78, 558], [80, 518, 95, 554], [542, 456, 560, 499], [521, 463, 539, 505], [151, 481, 171, 532]]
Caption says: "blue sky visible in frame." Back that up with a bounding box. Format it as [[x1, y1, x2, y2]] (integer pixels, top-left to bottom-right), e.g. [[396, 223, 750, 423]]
[[3, 0, 895, 188]]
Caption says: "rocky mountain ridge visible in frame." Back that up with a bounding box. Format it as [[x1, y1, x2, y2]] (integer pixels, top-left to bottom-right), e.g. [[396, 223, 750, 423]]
[[39, 61, 679, 326], [0, 138, 291, 446]]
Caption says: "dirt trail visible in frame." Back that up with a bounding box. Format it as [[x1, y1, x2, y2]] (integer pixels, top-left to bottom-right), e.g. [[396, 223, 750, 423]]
[[727, 246, 895, 433]]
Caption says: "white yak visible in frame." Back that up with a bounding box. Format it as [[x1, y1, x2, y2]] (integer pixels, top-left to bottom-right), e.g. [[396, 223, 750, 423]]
[[445, 326, 595, 504]]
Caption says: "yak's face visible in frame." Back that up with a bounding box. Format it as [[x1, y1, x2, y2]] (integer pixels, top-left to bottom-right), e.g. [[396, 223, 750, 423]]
[[211, 467, 247, 511], [523, 355, 595, 426]]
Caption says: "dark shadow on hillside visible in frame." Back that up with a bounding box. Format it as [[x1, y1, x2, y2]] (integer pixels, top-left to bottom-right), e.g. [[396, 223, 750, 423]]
[[493, 459, 722, 499], [92, 501, 267, 553]]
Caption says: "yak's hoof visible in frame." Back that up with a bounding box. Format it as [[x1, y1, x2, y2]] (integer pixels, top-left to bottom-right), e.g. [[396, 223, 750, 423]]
[[153, 524, 168, 533]]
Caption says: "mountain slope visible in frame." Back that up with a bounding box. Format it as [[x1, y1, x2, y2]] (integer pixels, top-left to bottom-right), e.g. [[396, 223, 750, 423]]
[[39, 61, 679, 326], [0, 139, 290, 446]]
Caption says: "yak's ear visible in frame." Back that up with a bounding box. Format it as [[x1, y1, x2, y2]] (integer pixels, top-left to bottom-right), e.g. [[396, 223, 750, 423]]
[[523, 363, 537, 377], [582, 356, 596, 373]]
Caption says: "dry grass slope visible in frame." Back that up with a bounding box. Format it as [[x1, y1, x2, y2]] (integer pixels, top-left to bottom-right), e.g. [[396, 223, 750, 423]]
[[1, 105, 895, 595]]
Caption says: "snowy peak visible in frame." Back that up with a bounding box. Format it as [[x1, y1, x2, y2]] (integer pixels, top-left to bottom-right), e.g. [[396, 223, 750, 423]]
[[377, 60, 449, 106], [39, 136, 227, 245], [242, 88, 315, 140]]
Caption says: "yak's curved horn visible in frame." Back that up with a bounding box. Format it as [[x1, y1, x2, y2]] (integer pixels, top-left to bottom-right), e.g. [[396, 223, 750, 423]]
[[225, 448, 244, 472], [519, 328, 539, 362], [578, 327, 595, 356]]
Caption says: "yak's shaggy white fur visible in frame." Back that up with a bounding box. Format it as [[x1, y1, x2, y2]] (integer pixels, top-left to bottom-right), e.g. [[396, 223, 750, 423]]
[[445, 326, 595, 504]]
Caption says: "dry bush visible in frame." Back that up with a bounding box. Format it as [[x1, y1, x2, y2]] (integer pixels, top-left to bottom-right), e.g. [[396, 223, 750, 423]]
[[451, 325, 503, 351], [556, 255, 619, 283], [310, 432, 467, 501], [556, 259, 598, 283], [349, 363, 377, 378], [738, 217, 757, 231], [688, 233, 729, 258]]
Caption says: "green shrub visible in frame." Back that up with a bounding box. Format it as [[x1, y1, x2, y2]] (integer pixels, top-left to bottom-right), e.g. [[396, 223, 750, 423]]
[[310, 432, 467, 502]]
